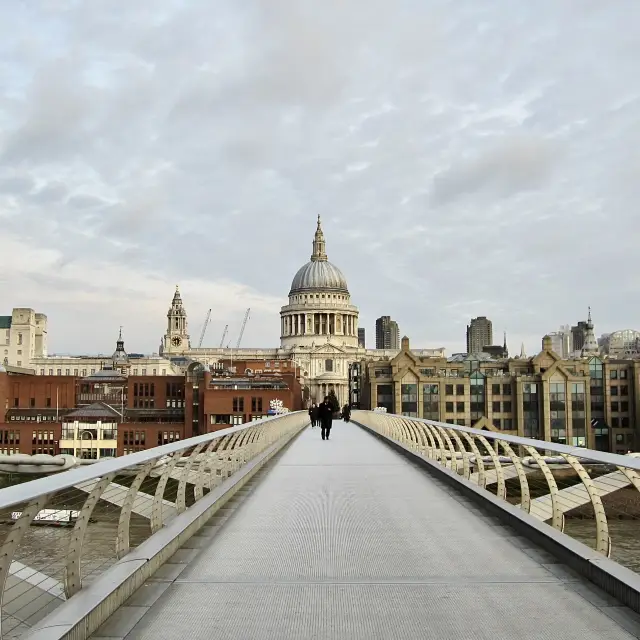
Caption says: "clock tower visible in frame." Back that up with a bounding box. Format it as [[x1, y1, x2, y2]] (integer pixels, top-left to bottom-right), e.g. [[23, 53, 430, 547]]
[[163, 285, 190, 354]]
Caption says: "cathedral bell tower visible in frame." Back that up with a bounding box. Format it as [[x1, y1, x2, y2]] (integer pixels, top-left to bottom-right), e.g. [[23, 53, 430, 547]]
[[163, 286, 190, 354]]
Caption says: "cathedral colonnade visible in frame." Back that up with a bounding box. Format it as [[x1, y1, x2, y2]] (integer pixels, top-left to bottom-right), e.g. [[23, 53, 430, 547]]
[[280, 311, 358, 338]]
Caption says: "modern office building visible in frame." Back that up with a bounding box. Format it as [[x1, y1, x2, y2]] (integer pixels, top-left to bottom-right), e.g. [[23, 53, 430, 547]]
[[375, 316, 400, 350], [466, 317, 493, 354]]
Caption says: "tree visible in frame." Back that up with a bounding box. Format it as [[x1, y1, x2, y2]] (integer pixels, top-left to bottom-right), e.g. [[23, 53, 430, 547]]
[[327, 390, 340, 414]]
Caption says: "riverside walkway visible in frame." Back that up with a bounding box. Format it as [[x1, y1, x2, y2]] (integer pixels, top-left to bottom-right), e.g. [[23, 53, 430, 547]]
[[89, 421, 640, 640]]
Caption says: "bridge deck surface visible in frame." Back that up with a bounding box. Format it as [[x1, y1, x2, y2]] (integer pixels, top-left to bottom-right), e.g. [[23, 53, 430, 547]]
[[93, 422, 640, 639]]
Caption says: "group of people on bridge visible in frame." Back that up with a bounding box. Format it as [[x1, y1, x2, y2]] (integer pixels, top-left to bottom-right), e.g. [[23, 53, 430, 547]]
[[308, 399, 351, 440]]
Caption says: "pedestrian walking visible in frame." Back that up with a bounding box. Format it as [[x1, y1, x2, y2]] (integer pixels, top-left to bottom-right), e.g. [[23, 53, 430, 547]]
[[308, 403, 319, 427], [318, 396, 334, 440], [341, 404, 351, 423]]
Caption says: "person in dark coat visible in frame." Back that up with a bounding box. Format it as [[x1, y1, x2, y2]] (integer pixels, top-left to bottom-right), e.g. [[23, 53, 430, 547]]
[[341, 404, 351, 422], [318, 396, 333, 440], [308, 403, 319, 427]]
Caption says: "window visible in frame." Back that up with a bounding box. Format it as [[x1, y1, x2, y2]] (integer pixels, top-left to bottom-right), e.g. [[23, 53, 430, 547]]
[[445, 402, 454, 413], [620, 369, 628, 379], [251, 397, 263, 413], [611, 417, 620, 428], [18, 333, 22, 345], [30, 398, 35, 408], [622, 417, 630, 428], [621, 385, 629, 396], [621, 401, 629, 412], [503, 418, 513, 430], [492, 401, 500, 413], [46, 397, 51, 407], [549, 381, 566, 444], [401, 384, 418, 416], [492, 384, 500, 395], [422, 384, 439, 420], [325, 359, 333, 372], [456, 384, 464, 396], [233, 397, 244, 412], [456, 401, 465, 413], [48, 369, 53, 375], [503, 401, 512, 413], [611, 386, 619, 396], [502, 383, 511, 395], [13, 398, 18, 408], [376, 385, 393, 412], [493, 418, 501, 430], [610, 370, 618, 380], [57, 369, 61, 375], [65, 369, 70, 375], [40, 369, 44, 375], [445, 385, 453, 395], [611, 401, 619, 412]]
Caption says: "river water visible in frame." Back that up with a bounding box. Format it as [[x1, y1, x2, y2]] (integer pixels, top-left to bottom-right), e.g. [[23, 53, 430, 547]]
[[565, 519, 640, 573]]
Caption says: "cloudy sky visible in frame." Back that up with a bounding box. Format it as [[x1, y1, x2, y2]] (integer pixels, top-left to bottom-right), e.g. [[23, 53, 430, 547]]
[[1, 1, 639, 357]]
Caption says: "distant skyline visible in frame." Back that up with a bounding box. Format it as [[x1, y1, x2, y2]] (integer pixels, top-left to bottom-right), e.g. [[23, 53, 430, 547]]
[[1, 2, 640, 357]]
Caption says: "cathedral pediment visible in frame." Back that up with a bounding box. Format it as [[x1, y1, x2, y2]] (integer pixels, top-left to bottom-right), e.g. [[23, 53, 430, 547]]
[[310, 342, 347, 355]]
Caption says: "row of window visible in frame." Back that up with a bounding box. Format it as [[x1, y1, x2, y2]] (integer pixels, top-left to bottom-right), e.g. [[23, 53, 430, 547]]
[[8, 415, 57, 421], [1, 430, 20, 444], [123, 430, 146, 446], [134, 383, 155, 397], [39, 368, 171, 376], [32, 430, 55, 444], [232, 397, 264, 413], [610, 370, 629, 379], [158, 431, 181, 446], [133, 398, 155, 408]]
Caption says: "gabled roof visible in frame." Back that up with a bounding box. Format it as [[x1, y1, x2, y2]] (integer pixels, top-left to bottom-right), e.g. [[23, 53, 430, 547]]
[[66, 402, 121, 420]]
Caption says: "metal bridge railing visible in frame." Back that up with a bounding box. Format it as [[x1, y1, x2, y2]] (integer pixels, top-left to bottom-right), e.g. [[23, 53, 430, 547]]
[[0, 412, 307, 639], [353, 410, 640, 569]]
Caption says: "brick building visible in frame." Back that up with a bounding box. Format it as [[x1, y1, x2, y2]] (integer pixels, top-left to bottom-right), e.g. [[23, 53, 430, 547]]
[[0, 357, 302, 457]]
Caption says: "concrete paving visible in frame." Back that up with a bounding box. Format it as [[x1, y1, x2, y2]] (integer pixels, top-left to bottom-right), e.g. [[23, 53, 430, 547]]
[[92, 421, 640, 640]]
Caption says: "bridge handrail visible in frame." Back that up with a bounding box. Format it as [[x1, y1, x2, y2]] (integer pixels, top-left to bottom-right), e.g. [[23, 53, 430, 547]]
[[358, 412, 640, 470], [353, 410, 640, 561], [0, 412, 303, 512], [0, 411, 308, 638]]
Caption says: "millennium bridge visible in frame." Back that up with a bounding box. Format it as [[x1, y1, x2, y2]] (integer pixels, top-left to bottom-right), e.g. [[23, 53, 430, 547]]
[[1, 412, 640, 639]]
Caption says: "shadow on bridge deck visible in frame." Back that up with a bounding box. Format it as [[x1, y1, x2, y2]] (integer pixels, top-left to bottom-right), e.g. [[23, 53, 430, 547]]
[[92, 422, 640, 640]]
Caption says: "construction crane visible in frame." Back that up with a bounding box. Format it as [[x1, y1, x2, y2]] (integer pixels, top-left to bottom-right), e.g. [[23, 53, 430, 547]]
[[198, 309, 212, 348], [219, 324, 228, 348], [236, 308, 250, 349]]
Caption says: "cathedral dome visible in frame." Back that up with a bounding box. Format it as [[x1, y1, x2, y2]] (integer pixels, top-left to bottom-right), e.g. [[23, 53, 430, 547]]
[[289, 215, 349, 295], [290, 260, 348, 295]]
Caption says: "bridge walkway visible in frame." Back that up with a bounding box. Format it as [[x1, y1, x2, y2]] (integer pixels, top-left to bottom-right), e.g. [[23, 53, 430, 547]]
[[91, 421, 640, 639]]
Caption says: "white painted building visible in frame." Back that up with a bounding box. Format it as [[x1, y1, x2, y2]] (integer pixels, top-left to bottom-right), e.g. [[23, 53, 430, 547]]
[[0, 308, 48, 368]]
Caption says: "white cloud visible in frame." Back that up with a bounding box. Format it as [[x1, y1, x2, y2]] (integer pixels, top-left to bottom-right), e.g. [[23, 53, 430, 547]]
[[1, 0, 640, 357]]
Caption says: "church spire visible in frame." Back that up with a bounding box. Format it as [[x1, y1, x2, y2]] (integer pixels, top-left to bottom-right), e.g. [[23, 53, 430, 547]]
[[503, 331, 508, 358], [112, 326, 128, 364], [520, 342, 526, 359], [311, 215, 327, 262], [582, 306, 599, 355]]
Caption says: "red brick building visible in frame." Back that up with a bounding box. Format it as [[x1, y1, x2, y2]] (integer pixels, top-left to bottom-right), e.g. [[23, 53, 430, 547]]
[[0, 358, 302, 457]]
